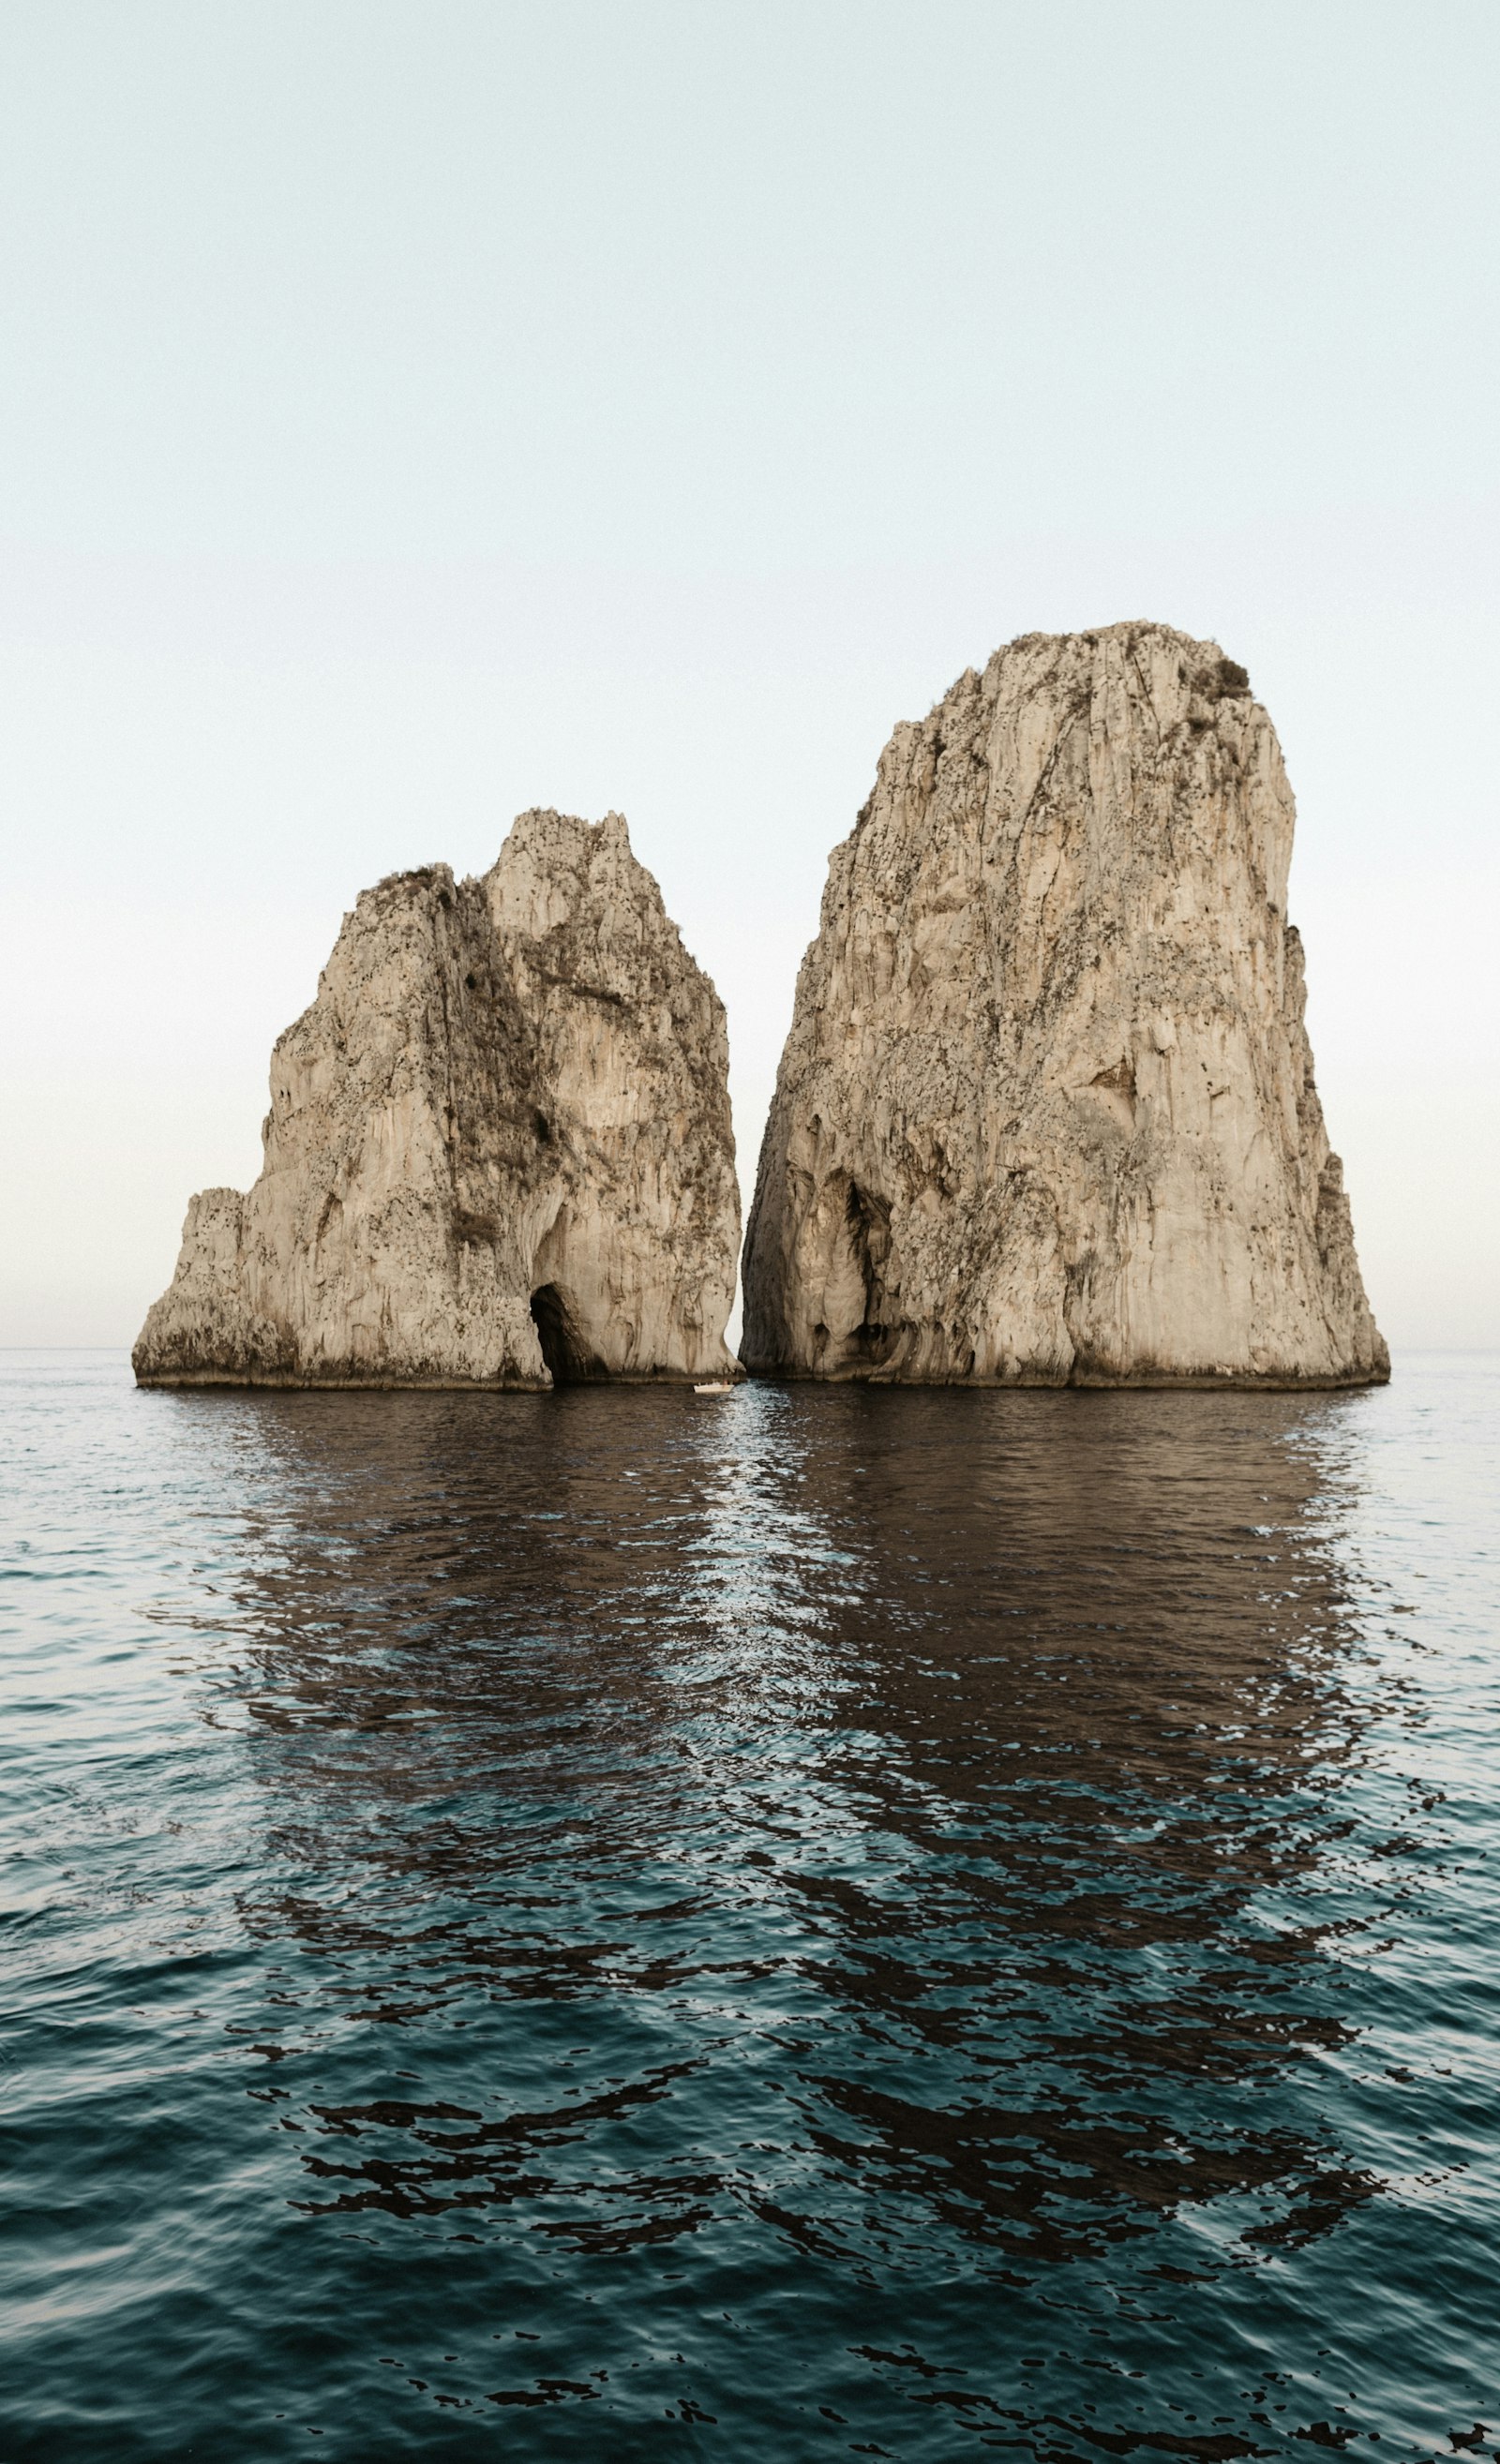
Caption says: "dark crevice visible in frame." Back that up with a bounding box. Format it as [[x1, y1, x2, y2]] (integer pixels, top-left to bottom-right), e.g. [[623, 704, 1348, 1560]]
[[845, 1182, 894, 1367], [530, 1284, 602, 1385]]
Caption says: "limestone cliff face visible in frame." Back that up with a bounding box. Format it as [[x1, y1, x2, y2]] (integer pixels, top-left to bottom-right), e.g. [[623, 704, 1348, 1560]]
[[481, 811, 740, 1383], [742, 622, 1388, 1388], [134, 812, 740, 1388]]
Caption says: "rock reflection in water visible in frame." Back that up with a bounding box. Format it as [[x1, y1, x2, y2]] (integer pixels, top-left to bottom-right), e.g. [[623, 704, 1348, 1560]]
[[786, 1392, 1376, 2275], [200, 1385, 1381, 2305], [14, 1352, 1492, 2462]]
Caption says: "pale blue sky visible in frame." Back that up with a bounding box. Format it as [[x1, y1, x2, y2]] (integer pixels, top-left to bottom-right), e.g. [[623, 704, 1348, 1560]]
[[3, 1, 1496, 1345]]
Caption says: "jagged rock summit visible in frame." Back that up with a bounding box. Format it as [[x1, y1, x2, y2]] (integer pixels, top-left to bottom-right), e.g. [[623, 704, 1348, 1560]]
[[134, 810, 741, 1388], [743, 621, 1388, 1387]]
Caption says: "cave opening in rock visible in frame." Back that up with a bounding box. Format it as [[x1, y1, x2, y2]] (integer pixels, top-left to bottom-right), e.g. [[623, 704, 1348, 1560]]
[[530, 1283, 598, 1384], [845, 1181, 893, 1366]]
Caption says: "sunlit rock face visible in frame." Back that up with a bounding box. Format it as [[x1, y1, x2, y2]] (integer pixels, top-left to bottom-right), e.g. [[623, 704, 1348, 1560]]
[[742, 621, 1388, 1387], [133, 811, 741, 1388], [482, 809, 741, 1384]]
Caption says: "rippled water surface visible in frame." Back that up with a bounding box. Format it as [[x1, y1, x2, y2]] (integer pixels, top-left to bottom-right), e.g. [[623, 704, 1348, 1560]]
[[3, 1353, 1497, 2459]]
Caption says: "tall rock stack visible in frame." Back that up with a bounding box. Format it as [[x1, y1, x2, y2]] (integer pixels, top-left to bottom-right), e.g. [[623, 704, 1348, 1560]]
[[742, 621, 1388, 1387], [133, 811, 741, 1388]]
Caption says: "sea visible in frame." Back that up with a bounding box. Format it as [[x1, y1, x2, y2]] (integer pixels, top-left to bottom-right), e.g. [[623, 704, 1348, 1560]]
[[2, 1350, 1496, 2460]]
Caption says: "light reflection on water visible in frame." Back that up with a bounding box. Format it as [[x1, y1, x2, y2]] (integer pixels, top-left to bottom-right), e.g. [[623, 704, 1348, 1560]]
[[2, 1354, 1496, 2459]]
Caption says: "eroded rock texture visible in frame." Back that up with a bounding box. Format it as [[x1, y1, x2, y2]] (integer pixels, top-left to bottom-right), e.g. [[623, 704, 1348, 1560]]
[[742, 622, 1388, 1387], [134, 811, 740, 1387]]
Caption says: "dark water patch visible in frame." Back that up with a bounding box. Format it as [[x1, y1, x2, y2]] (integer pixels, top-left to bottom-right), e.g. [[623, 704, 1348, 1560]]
[[1, 1353, 1496, 2458]]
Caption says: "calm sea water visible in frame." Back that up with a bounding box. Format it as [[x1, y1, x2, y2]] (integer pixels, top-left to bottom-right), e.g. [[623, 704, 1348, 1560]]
[[2, 1352, 1496, 2460]]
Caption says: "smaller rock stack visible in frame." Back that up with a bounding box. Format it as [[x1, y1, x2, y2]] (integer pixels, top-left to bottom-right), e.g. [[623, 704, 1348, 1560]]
[[133, 811, 741, 1388]]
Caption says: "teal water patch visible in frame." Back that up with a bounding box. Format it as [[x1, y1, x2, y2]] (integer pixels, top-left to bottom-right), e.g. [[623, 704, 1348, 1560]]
[[1, 1351, 1495, 2459]]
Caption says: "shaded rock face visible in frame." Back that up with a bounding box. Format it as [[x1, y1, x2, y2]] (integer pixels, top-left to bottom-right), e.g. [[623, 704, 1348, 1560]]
[[134, 811, 740, 1388], [742, 622, 1388, 1388]]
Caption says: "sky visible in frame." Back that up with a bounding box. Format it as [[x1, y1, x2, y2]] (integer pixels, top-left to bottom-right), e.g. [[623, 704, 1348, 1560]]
[[2, 0, 1496, 1351]]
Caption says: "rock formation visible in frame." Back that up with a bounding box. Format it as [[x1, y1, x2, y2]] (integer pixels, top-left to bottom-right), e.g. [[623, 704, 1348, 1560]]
[[742, 621, 1388, 1387], [134, 811, 741, 1388]]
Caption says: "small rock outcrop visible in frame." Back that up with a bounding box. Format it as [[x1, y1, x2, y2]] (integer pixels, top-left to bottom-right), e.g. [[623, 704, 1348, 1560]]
[[134, 811, 741, 1388], [742, 622, 1388, 1387]]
